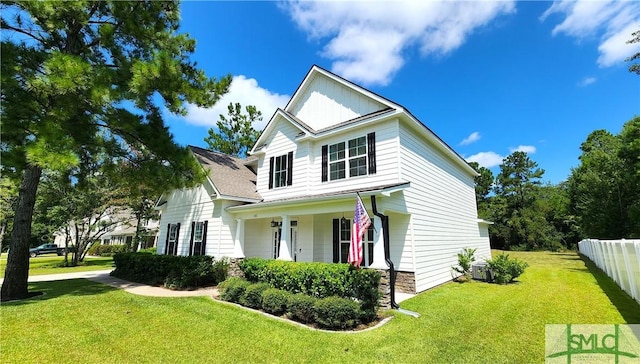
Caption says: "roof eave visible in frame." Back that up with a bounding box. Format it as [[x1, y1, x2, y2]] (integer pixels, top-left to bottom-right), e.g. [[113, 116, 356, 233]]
[[226, 182, 409, 213]]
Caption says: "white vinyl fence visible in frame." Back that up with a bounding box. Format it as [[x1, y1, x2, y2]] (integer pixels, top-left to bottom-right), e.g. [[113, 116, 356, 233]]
[[578, 239, 640, 304]]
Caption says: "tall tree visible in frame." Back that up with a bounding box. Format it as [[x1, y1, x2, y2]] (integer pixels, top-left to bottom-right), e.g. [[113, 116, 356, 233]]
[[569, 119, 640, 238], [491, 151, 550, 249], [1, 1, 230, 301], [626, 29, 640, 75], [468, 161, 494, 219], [204, 102, 262, 158]]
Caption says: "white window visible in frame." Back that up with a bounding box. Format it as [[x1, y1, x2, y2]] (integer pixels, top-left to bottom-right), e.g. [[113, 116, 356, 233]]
[[348, 136, 367, 177], [274, 154, 288, 188], [339, 219, 374, 266], [194, 222, 204, 243], [329, 136, 367, 181], [329, 142, 346, 181], [191, 221, 206, 256]]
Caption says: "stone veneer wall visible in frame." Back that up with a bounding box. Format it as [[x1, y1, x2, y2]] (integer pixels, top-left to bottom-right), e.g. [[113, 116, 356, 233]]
[[376, 269, 416, 309], [228, 258, 244, 278]]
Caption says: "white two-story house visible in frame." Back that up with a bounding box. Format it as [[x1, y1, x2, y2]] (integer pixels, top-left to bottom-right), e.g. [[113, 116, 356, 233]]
[[155, 65, 491, 295]]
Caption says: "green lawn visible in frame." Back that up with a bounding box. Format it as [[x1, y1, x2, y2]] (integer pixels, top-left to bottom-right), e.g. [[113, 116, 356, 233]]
[[0, 255, 114, 276], [1, 251, 638, 363]]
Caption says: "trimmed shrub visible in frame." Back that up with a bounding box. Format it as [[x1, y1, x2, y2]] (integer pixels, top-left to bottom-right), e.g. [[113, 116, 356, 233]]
[[313, 296, 361, 329], [212, 257, 230, 284], [287, 293, 317, 323], [112, 253, 228, 289], [138, 247, 157, 254], [240, 282, 271, 309], [88, 243, 127, 256], [261, 288, 291, 316], [238, 257, 269, 282], [219, 277, 251, 303], [237, 258, 381, 317], [486, 253, 529, 284]]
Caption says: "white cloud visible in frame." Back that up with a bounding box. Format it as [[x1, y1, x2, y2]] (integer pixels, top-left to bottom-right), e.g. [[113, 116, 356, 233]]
[[281, 1, 515, 86], [460, 131, 481, 146], [578, 76, 597, 86], [183, 75, 290, 130], [541, 0, 640, 68], [509, 145, 537, 154], [466, 151, 504, 168]]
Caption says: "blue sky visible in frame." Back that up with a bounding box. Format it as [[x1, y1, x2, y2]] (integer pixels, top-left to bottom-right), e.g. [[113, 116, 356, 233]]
[[165, 1, 640, 184]]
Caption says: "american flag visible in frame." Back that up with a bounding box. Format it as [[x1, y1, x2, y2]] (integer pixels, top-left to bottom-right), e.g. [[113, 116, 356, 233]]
[[348, 195, 371, 267]]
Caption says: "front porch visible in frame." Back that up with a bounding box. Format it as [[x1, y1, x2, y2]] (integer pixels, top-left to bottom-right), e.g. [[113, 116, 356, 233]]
[[224, 184, 418, 302]]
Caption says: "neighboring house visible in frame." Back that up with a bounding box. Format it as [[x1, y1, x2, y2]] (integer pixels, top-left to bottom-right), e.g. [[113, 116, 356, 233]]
[[100, 213, 159, 249], [54, 210, 159, 250], [155, 65, 491, 295]]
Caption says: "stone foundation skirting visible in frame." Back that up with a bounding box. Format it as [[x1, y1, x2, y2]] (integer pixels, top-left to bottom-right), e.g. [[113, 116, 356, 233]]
[[376, 269, 416, 309], [227, 258, 244, 278]]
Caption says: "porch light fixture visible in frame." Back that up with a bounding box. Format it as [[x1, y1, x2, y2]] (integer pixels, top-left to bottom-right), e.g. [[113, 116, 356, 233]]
[[341, 213, 347, 225], [270, 219, 277, 227]]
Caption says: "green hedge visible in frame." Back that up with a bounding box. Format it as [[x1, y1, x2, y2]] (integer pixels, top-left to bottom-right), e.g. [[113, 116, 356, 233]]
[[88, 243, 127, 256], [237, 257, 381, 320], [219, 277, 251, 303], [261, 288, 290, 316], [112, 253, 229, 289], [240, 282, 271, 309], [313, 296, 361, 329], [287, 293, 317, 323], [218, 277, 366, 329]]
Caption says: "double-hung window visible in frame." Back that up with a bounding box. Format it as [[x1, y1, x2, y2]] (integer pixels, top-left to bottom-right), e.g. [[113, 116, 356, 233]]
[[334, 218, 375, 266], [190, 221, 207, 256], [269, 151, 293, 189], [165, 223, 180, 255], [322, 132, 376, 182]]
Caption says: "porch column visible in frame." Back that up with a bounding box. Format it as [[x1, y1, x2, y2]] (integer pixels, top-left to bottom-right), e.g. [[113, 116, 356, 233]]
[[277, 215, 293, 261], [233, 219, 245, 258], [370, 215, 387, 269]]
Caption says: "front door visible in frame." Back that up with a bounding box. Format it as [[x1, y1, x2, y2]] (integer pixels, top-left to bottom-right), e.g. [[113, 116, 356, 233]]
[[290, 221, 298, 261], [272, 227, 281, 259]]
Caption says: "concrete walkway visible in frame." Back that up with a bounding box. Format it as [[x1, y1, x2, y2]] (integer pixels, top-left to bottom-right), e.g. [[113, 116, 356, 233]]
[[0, 270, 219, 298]]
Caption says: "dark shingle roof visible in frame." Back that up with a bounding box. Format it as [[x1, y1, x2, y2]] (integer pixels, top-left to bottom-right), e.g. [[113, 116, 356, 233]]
[[189, 146, 261, 201]]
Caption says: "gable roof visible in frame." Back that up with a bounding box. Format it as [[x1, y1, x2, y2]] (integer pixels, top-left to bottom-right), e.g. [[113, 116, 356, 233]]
[[189, 146, 261, 202], [251, 65, 477, 176]]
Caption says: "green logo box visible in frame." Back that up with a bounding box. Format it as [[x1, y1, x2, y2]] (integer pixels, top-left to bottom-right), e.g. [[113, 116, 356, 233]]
[[546, 324, 640, 363]]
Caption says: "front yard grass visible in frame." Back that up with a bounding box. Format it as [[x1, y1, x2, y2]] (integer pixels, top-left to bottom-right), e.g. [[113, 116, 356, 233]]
[[0, 255, 114, 276], [1, 250, 638, 363]]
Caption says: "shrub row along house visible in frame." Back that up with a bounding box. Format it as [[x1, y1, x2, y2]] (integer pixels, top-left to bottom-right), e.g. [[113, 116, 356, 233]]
[[155, 65, 492, 300]]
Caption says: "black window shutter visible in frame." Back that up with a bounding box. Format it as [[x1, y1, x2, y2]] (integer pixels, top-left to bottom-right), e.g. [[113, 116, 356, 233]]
[[367, 132, 376, 174], [201, 221, 208, 256], [287, 151, 293, 186], [164, 224, 171, 255], [188, 221, 195, 256], [332, 218, 339, 263], [268, 156, 274, 189], [321, 145, 328, 182], [174, 223, 181, 256]]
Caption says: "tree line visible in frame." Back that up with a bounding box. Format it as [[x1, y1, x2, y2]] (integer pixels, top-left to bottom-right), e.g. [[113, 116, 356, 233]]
[[472, 116, 640, 251]]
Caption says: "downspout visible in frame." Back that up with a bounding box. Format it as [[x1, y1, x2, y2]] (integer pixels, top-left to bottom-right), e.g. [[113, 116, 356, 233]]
[[370, 195, 399, 309]]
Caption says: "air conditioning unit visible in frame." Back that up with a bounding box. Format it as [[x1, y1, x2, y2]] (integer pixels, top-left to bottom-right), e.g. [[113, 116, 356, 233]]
[[471, 262, 491, 281]]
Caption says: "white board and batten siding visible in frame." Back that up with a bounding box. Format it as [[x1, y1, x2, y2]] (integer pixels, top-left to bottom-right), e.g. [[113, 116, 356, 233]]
[[157, 185, 239, 259], [288, 74, 387, 131], [398, 123, 491, 292]]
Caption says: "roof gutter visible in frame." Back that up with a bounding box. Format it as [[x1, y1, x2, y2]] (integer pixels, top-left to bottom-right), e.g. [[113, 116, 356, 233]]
[[370, 195, 399, 309]]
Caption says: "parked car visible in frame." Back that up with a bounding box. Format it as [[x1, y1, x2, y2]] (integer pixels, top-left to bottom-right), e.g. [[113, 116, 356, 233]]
[[29, 244, 75, 258]]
